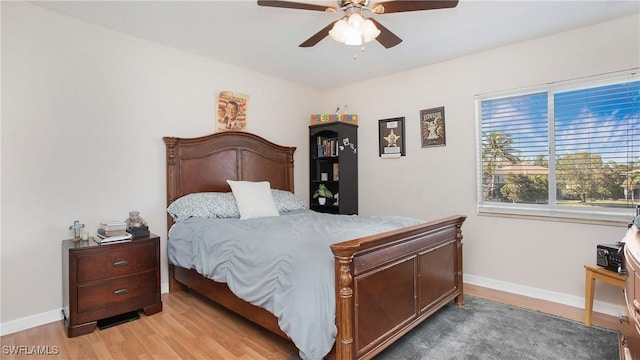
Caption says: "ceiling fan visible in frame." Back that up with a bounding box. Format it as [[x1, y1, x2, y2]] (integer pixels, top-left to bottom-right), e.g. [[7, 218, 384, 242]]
[[257, 0, 459, 49]]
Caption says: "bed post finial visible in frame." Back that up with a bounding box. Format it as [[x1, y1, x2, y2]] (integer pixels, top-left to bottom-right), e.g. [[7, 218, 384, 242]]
[[163, 136, 179, 205], [333, 250, 357, 360], [164, 137, 177, 166]]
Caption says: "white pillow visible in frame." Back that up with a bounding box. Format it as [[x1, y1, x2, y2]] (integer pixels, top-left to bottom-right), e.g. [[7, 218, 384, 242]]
[[226, 180, 280, 220]]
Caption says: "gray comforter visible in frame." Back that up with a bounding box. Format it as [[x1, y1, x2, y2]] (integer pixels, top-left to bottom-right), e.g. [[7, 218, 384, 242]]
[[167, 209, 422, 360]]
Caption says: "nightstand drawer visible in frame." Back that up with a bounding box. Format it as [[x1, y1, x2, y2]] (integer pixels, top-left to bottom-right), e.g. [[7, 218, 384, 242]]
[[77, 270, 157, 313], [77, 242, 156, 283]]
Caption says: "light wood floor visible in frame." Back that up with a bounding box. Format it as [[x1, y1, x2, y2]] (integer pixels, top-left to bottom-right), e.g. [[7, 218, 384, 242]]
[[0, 290, 297, 360], [0, 285, 624, 360]]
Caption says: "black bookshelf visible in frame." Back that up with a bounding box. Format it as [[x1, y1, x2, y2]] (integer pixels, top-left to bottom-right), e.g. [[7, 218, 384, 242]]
[[309, 122, 358, 215]]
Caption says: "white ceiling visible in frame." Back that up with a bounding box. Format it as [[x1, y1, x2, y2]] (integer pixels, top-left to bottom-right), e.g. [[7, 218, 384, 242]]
[[30, 0, 640, 90]]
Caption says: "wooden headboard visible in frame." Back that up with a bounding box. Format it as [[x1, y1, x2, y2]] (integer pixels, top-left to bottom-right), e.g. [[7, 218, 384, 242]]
[[163, 131, 296, 225]]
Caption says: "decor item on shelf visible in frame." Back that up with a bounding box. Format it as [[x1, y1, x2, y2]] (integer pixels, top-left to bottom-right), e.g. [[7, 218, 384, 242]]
[[125, 211, 150, 238], [340, 137, 357, 153], [420, 106, 446, 147], [310, 113, 358, 125], [313, 184, 334, 205], [379, 117, 406, 158], [126, 211, 147, 228], [69, 220, 85, 241], [257, 0, 459, 49]]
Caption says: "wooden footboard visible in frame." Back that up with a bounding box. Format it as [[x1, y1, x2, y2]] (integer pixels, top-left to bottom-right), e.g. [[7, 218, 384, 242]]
[[331, 215, 466, 360], [167, 215, 465, 360]]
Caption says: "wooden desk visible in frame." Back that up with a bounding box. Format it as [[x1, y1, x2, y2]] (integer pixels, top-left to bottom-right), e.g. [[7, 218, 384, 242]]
[[584, 265, 626, 327]]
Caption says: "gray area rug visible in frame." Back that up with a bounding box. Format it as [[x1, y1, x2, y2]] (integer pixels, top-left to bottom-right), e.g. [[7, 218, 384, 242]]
[[293, 296, 619, 360], [378, 296, 619, 360]]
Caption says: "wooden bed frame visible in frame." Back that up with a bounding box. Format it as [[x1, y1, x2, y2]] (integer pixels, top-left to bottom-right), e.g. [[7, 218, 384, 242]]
[[163, 131, 466, 360]]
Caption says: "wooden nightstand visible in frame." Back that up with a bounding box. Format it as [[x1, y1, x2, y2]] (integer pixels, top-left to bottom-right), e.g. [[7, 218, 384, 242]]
[[62, 234, 162, 337]]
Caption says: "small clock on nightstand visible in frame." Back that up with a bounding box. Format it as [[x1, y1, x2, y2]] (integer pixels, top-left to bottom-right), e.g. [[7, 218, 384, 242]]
[[61, 234, 162, 337]]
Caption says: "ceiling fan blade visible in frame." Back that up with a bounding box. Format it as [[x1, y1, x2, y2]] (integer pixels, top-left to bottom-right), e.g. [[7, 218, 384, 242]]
[[371, 0, 458, 14], [299, 20, 338, 47], [369, 18, 402, 49], [257, 0, 337, 12]]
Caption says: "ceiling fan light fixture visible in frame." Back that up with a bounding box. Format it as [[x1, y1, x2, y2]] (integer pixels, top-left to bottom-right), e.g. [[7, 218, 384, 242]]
[[329, 12, 379, 46], [344, 27, 363, 46], [361, 19, 380, 42], [329, 18, 349, 42], [347, 12, 364, 30]]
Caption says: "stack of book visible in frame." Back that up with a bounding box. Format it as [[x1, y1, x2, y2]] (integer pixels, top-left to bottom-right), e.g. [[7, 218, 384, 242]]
[[95, 221, 132, 244]]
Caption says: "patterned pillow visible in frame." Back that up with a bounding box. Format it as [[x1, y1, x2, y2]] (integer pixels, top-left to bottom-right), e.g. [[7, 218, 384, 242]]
[[167, 190, 307, 222], [271, 189, 307, 212], [167, 192, 240, 222]]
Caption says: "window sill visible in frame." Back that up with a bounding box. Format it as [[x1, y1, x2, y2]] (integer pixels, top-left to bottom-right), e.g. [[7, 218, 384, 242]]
[[478, 205, 632, 227]]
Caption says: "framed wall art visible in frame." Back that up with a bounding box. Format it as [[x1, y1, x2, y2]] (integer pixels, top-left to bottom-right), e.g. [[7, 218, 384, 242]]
[[217, 91, 249, 132], [379, 117, 406, 158], [420, 106, 446, 147]]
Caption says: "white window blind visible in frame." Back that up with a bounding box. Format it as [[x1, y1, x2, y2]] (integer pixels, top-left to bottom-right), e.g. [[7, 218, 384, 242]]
[[480, 92, 549, 204], [476, 72, 640, 222]]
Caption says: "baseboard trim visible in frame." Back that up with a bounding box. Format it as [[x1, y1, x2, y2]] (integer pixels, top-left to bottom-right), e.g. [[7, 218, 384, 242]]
[[465, 274, 625, 317], [0, 309, 62, 337], [0, 282, 171, 336]]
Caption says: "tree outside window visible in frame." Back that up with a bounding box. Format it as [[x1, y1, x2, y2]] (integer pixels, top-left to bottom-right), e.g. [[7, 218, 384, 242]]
[[477, 75, 640, 221]]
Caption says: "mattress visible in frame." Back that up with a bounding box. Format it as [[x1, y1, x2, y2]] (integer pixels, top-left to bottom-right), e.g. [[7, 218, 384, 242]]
[[168, 209, 422, 360]]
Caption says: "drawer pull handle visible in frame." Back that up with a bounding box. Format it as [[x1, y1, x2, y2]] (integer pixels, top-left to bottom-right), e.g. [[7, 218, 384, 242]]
[[113, 288, 128, 296], [113, 260, 128, 267]]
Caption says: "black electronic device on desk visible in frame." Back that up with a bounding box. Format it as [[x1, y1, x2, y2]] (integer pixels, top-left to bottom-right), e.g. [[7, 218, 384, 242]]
[[596, 243, 623, 272], [598, 206, 640, 273], [128, 225, 150, 239]]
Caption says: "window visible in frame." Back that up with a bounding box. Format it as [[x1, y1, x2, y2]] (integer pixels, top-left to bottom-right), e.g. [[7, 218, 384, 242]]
[[476, 72, 640, 222]]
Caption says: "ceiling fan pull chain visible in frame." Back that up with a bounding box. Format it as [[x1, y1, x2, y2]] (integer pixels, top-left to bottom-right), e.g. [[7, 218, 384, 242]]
[[353, 43, 367, 60]]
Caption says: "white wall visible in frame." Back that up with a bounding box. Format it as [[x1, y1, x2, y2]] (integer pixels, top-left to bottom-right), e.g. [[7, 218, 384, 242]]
[[1, 2, 319, 333], [322, 14, 640, 313], [2, 1, 639, 335]]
